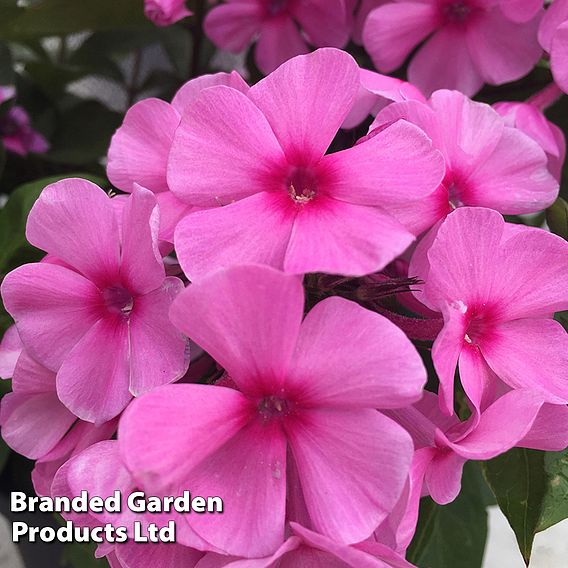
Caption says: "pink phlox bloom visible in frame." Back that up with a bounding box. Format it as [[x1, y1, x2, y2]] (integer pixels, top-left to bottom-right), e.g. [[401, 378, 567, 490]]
[[107, 71, 249, 243], [539, 0, 568, 93], [144, 0, 192, 26], [203, 0, 351, 74], [372, 90, 559, 234], [195, 522, 416, 567], [169, 49, 445, 279], [0, 105, 49, 156], [0, 325, 22, 379], [52, 440, 208, 566], [342, 68, 426, 129], [409, 207, 568, 416], [494, 100, 566, 181], [1, 180, 189, 424], [363, 0, 543, 97], [119, 264, 426, 557]]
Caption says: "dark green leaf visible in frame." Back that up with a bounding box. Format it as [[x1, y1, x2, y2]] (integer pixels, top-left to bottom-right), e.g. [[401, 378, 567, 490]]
[[61, 541, 108, 568], [482, 448, 546, 565], [546, 197, 568, 241], [536, 448, 568, 532], [0, 0, 150, 40], [408, 462, 488, 568]]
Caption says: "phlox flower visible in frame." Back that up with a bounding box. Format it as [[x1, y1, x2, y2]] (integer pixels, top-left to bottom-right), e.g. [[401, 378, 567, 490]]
[[494, 100, 566, 181], [107, 71, 249, 243], [363, 0, 543, 96], [409, 207, 568, 415], [0, 87, 49, 156], [144, 0, 192, 26], [169, 49, 445, 279], [1, 180, 189, 424], [372, 90, 558, 234], [203, 0, 351, 74], [539, 0, 568, 93], [119, 264, 426, 557]]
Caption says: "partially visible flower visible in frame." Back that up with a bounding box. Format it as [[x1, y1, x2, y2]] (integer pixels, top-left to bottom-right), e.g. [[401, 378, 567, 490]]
[[494, 100, 566, 180], [144, 0, 192, 26], [204, 0, 351, 74], [169, 49, 444, 279], [342, 68, 426, 129], [107, 71, 249, 242], [372, 90, 558, 234], [351, 0, 388, 44], [1, 181, 189, 423], [0, 325, 22, 380], [363, 0, 543, 97], [0, 87, 48, 156], [409, 207, 568, 415], [539, 0, 568, 93], [120, 264, 426, 556]]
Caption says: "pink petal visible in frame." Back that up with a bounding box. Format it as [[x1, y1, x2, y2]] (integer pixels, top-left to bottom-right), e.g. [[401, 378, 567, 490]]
[[362, 2, 439, 73], [290, 0, 350, 47], [12, 350, 56, 393], [538, 0, 568, 51], [119, 186, 165, 295], [254, 15, 309, 75], [519, 403, 568, 451], [283, 196, 415, 277], [551, 22, 568, 93], [169, 265, 303, 396], [174, 192, 294, 280], [447, 390, 544, 459], [0, 325, 22, 380], [466, 8, 542, 85], [480, 318, 568, 404], [457, 344, 498, 416], [182, 418, 287, 557], [25, 179, 121, 285], [464, 126, 558, 214], [116, 543, 204, 568], [107, 99, 180, 194], [248, 49, 359, 164], [129, 277, 188, 396], [500, 0, 543, 23], [286, 408, 413, 544], [155, 191, 196, 243], [352, 0, 389, 45], [323, 119, 445, 209], [171, 71, 249, 115], [168, 86, 285, 206], [409, 27, 484, 97], [0, 391, 76, 459], [119, 384, 253, 492], [203, 2, 263, 53], [425, 450, 465, 504], [286, 296, 425, 408], [57, 316, 131, 424], [1, 263, 102, 371]]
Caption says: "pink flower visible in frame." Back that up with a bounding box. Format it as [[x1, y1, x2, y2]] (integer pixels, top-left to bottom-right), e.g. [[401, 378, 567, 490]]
[[363, 0, 543, 96], [144, 0, 192, 26], [119, 264, 426, 556], [351, 0, 389, 44], [386, 389, 568, 533], [0, 325, 22, 379], [107, 71, 249, 243], [1, 180, 189, 424], [539, 0, 568, 93], [169, 49, 445, 279], [494, 100, 566, 181], [342, 68, 426, 129], [0, 100, 49, 156], [196, 523, 416, 567], [203, 0, 352, 74], [52, 440, 207, 566], [372, 90, 558, 234], [409, 207, 568, 415]]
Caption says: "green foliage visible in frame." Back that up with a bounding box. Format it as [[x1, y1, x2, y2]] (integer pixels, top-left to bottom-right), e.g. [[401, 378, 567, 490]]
[[546, 197, 568, 240], [61, 541, 109, 568], [407, 462, 488, 568]]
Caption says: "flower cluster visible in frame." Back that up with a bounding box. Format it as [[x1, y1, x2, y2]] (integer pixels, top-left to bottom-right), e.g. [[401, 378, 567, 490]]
[[2, 1, 568, 567]]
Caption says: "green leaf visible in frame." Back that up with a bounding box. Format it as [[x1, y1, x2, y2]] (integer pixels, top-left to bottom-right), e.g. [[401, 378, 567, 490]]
[[482, 448, 546, 565], [546, 197, 568, 241], [61, 541, 108, 568], [0, 41, 14, 85], [408, 462, 488, 568], [0, 0, 150, 40], [536, 448, 568, 532]]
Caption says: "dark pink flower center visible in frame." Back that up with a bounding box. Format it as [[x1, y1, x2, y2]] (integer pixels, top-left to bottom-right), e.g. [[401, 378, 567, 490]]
[[257, 396, 293, 421], [102, 286, 134, 317], [266, 0, 288, 16], [440, 0, 479, 24], [464, 305, 496, 345], [287, 166, 318, 204]]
